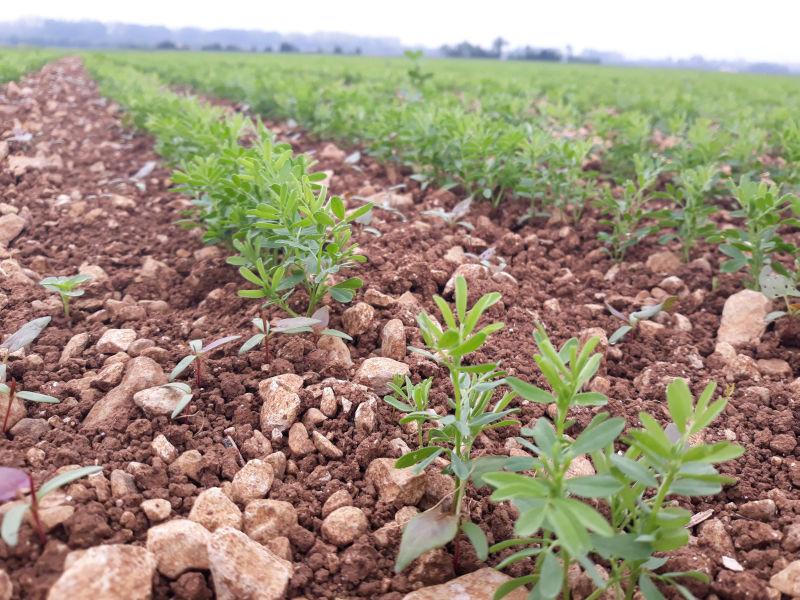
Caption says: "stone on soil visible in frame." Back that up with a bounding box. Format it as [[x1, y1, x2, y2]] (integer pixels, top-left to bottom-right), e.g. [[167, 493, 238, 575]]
[[259, 374, 303, 432], [243, 499, 298, 544], [312, 430, 343, 458], [141, 498, 172, 523], [146, 518, 210, 578], [133, 384, 183, 417], [95, 328, 137, 353], [355, 357, 410, 394], [0, 569, 10, 600], [189, 487, 242, 531], [230, 459, 274, 504], [321, 506, 369, 546], [381, 318, 406, 361], [288, 422, 315, 456], [770, 561, 800, 597], [207, 527, 293, 600], [0, 213, 25, 246], [83, 356, 165, 429], [60, 332, 90, 363], [47, 545, 156, 600], [402, 567, 527, 600], [342, 301, 375, 336], [151, 434, 178, 463], [717, 290, 771, 347], [366, 457, 426, 505], [322, 489, 353, 518], [646, 251, 681, 274]]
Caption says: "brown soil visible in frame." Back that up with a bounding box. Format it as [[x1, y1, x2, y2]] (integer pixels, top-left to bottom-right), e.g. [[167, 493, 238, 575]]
[[0, 57, 798, 600]]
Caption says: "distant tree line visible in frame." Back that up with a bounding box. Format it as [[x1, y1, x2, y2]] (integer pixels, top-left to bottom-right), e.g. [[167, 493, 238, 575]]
[[439, 37, 600, 64]]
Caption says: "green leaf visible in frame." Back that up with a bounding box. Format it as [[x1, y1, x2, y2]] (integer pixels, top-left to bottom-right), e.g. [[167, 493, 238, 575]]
[[565, 475, 623, 498], [454, 276, 468, 322], [666, 378, 692, 434], [492, 575, 537, 600], [0, 316, 51, 353], [609, 324, 633, 345], [514, 503, 548, 536], [538, 551, 564, 599], [239, 333, 265, 354], [506, 377, 552, 404], [1, 502, 29, 547], [461, 521, 488, 561], [571, 417, 625, 455], [14, 390, 59, 404], [547, 503, 590, 557], [609, 454, 658, 487], [574, 392, 608, 406], [639, 573, 667, 600], [330, 196, 345, 220], [395, 446, 442, 469], [558, 498, 614, 536], [37, 466, 103, 498], [590, 533, 654, 560], [238, 266, 264, 286], [395, 507, 459, 572], [169, 354, 197, 382]]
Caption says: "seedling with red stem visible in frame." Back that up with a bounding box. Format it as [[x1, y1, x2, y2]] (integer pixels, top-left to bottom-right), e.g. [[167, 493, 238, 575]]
[[169, 335, 241, 390], [1, 379, 59, 434], [1, 466, 102, 546]]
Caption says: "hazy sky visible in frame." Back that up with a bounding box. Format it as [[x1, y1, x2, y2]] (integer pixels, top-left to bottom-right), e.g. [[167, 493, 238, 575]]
[[5, 0, 799, 63]]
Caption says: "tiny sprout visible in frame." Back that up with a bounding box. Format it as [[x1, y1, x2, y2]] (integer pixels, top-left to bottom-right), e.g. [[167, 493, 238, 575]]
[[1, 379, 59, 434], [422, 197, 474, 230], [161, 382, 193, 419], [169, 335, 241, 390], [606, 296, 678, 344], [0, 316, 51, 373], [39, 274, 93, 319], [239, 315, 321, 364], [1, 465, 101, 546]]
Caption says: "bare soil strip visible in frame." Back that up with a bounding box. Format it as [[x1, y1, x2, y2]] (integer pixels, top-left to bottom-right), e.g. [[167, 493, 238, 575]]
[[0, 57, 797, 600]]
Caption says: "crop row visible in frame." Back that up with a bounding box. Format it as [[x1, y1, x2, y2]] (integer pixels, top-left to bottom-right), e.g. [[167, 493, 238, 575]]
[[0, 48, 60, 84], [89, 51, 800, 314], [71, 56, 751, 598]]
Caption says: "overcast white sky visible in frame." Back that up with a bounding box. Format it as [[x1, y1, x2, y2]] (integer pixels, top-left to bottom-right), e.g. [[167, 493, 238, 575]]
[[4, 0, 799, 63]]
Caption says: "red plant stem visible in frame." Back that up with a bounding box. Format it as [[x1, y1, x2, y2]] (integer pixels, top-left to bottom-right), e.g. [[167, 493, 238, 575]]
[[2, 379, 17, 434], [195, 358, 202, 390], [27, 474, 46, 546], [261, 310, 270, 365]]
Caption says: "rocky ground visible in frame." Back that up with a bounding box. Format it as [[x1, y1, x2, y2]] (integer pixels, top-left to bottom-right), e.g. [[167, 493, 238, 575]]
[[0, 57, 799, 599]]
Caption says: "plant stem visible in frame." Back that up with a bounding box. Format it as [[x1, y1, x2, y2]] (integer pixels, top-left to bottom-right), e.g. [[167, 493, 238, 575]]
[[195, 357, 202, 390], [2, 379, 17, 433], [27, 474, 46, 546], [261, 310, 271, 365]]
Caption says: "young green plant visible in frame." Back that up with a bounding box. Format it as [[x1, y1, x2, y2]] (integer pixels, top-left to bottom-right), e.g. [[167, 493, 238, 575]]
[[710, 177, 799, 289], [169, 335, 241, 390], [596, 154, 663, 261], [39, 274, 93, 320], [0, 316, 51, 377], [393, 275, 518, 573], [483, 328, 743, 600], [1, 466, 102, 546], [655, 164, 718, 262], [606, 296, 677, 345], [1, 379, 59, 434]]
